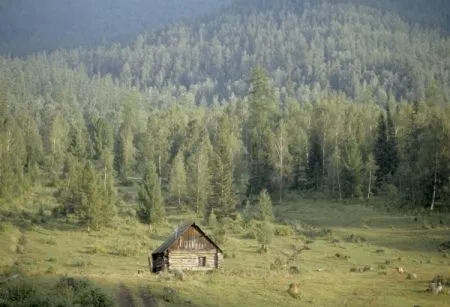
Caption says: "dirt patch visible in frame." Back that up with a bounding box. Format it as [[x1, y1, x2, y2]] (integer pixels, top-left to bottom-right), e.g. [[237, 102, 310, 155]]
[[140, 286, 159, 307], [118, 283, 135, 307]]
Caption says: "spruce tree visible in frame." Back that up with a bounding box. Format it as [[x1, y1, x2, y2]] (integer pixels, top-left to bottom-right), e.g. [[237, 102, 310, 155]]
[[138, 162, 165, 224], [374, 112, 389, 188], [341, 136, 363, 198], [188, 133, 212, 217], [246, 66, 277, 196], [255, 189, 274, 221], [78, 162, 114, 231], [209, 114, 235, 218], [386, 105, 399, 177], [169, 150, 188, 207]]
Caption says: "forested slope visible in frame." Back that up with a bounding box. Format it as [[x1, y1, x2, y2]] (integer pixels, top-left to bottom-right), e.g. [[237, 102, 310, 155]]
[[0, 0, 449, 228]]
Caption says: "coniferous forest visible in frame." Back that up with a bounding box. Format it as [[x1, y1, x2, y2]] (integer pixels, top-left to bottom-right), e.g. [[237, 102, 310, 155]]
[[0, 0, 449, 230]]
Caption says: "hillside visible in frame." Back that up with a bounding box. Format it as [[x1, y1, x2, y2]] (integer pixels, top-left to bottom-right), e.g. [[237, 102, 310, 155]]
[[0, 1, 450, 306], [38, 0, 449, 104], [0, 0, 232, 56]]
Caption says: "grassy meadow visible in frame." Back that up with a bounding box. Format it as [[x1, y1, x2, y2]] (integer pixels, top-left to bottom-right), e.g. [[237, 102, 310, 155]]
[[1, 187, 450, 307]]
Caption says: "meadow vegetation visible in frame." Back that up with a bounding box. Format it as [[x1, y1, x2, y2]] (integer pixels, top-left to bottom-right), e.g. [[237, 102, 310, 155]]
[[1, 189, 449, 306]]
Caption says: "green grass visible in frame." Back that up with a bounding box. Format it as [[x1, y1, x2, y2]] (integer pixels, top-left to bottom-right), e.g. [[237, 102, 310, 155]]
[[1, 191, 450, 306]]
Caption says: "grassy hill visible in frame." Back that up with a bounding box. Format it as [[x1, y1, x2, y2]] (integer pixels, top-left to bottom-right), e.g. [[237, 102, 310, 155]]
[[1, 188, 449, 306]]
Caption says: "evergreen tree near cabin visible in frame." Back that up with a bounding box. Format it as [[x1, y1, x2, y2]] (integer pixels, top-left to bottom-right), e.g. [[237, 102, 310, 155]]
[[209, 114, 235, 219], [138, 161, 165, 224], [246, 66, 277, 196]]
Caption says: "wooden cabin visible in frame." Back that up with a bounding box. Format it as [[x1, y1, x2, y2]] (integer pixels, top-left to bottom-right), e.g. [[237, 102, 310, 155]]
[[150, 221, 223, 273]]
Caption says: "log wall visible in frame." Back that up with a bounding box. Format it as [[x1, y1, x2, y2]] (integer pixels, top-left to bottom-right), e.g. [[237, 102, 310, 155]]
[[169, 250, 218, 271]]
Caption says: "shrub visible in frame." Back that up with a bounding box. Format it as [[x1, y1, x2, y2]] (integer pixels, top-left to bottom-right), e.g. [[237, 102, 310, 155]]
[[86, 244, 107, 255], [40, 238, 57, 245], [243, 230, 257, 239], [256, 221, 273, 249], [274, 225, 293, 237], [346, 233, 366, 243], [270, 257, 284, 270], [75, 287, 114, 306], [213, 225, 228, 245], [45, 266, 56, 274], [208, 210, 218, 229], [18, 235, 27, 246], [55, 277, 114, 307], [173, 269, 185, 281], [16, 245, 25, 254], [71, 259, 91, 268], [289, 266, 300, 274], [163, 287, 178, 303]]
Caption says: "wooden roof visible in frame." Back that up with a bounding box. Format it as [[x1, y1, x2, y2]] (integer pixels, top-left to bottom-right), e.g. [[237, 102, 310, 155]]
[[151, 221, 223, 254]]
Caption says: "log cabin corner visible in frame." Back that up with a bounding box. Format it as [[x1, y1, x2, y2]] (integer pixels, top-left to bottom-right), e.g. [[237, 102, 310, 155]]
[[150, 221, 223, 273]]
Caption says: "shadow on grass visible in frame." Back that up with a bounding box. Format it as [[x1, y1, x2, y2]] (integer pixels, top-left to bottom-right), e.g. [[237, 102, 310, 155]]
[[0, 273, 197, 306], [0, 208, 81, 232]]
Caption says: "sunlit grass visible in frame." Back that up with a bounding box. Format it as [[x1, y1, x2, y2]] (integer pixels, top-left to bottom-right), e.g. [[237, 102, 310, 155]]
[[1, 191, 449, 306]]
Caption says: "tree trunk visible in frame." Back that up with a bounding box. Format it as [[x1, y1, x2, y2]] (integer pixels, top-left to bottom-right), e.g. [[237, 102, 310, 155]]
[[367, 168, 372, 200]]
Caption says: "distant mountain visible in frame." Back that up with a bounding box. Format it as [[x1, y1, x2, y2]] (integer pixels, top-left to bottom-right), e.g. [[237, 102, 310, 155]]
[[0, 0, 232, 56], [48, 0, 448, 103], [1, 0, 449, 105]]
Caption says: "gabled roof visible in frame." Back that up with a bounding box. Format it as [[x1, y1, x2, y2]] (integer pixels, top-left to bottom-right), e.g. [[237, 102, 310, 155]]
[[152, 220, 222, 254]]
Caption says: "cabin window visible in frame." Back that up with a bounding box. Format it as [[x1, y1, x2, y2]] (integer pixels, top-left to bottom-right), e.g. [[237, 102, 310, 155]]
[[198, 256, 206, 267]]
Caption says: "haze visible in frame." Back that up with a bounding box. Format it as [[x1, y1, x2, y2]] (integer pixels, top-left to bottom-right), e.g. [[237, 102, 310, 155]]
[[0, 0, 232, 55]]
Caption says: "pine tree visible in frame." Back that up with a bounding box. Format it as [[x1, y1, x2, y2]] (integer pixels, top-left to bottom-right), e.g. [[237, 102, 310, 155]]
[[169, 150, 188, 207], [374, 112, 388, 188], [78, 162, 114, 231], [138, 162, 165, 224], [246, 66, 278, 196], [307, 127, 324, 191], [374, 107, 399, 190], [188, 133, 212, 217], [0, 117, 27, 199], [341, 136, 363, 198], [386, 105, 399, 177], [255, 189, 274, 221], [209, 114, 235, 218]]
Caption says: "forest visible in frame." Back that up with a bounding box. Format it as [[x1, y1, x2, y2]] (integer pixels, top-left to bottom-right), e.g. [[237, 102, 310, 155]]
[[0, 0, 449, 230]]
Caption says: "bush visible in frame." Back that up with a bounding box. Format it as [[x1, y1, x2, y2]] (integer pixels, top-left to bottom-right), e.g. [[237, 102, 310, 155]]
[[55, 277, 114, 307], [18, 235, 27, 246], [256, 222, 273, 250], [86, 244, 107, 255], [45, 266, 56, 274], [40, 238, 57, 245], [274, 225, 293, 237], [346, 233, 366, 243], [173, 269, 185, 281], [213, 225, 228, 245], [163, 287, 178, 303], [208, 210, 218, 229], [243, 230, 256, 239]]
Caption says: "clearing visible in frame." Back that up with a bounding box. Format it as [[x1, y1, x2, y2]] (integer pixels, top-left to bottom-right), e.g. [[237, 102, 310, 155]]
[[0, 189, 449, 306]]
